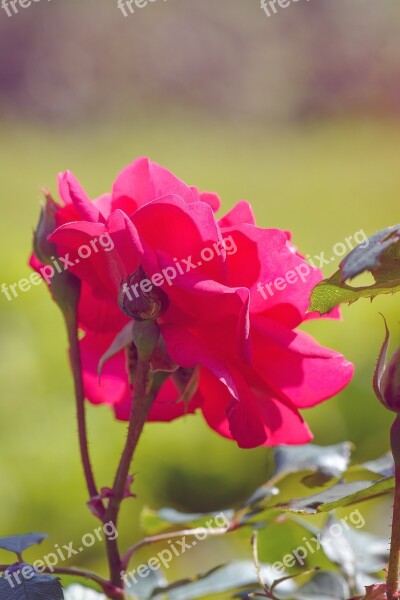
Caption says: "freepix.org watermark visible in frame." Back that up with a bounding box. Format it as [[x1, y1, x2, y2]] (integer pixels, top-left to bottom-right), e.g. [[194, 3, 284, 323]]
[[273, 509, 365, 574], [121, 235, 238, 302], [121, 512, 229, 589], [261, 0, 310, 18], [256, 229, 369, 302], [3, 522, 118, 589], [1, 0, 52, 17], [1, 233, 114, 302], [117, 0, 166, 18]]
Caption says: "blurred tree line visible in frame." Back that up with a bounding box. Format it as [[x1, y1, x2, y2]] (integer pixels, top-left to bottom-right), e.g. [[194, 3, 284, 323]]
[[0, 0, 399, 124]]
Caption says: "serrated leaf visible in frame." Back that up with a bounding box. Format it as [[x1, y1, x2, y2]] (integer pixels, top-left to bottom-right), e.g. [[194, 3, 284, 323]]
[[288, 478, 394, 514], [274, 443, 352, 483], [0, 534, 47, 555], [309, 271, 400, 315], [294, 571, 349, 600], [242, 444, 353, 514], [310, 226, 400, 314], [0, 568, 63, 600], [340, 226, 400, 281]]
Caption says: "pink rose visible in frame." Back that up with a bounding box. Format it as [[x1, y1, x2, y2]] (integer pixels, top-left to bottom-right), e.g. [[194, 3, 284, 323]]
[[31, 158, 353, 448]]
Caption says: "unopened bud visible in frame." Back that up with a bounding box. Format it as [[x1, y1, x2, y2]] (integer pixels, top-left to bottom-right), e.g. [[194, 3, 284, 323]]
[[381, 347, 400, 412], [33, 190, 58, 265], [118, 266, 168, 321], [373, 318, 400, 414]]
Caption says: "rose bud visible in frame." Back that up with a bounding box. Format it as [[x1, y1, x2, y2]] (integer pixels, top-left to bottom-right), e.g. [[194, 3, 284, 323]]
[[381, 347, 400, 412], [373, 317, 400, 413], [119, 265, 168, 321], [33, 189, 58, 265]]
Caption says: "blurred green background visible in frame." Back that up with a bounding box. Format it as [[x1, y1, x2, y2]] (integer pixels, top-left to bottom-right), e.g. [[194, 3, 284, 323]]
[[1, 0, 400, 588]]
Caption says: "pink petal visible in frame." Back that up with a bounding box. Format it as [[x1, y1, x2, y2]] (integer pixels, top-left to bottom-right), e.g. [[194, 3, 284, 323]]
[[58, 171, 104, 223], [219, 201, 256, 227], [253, 316, 354, 408]]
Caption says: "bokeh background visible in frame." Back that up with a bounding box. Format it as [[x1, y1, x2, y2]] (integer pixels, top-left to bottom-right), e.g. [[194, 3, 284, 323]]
[[1, 0, 400, 589]]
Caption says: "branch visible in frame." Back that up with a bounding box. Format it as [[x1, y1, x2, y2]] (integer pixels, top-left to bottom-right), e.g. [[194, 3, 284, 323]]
[[121, 526, 231, 571], [64, 306, 104, 519], [104, 354, 152, 587]]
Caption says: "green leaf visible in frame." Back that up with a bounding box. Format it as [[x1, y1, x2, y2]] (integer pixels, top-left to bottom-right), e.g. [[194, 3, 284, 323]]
[[293, 571, 349, 600], [257, 518, 331, 572], [242, 443, 353, 513], [0, 534, 47, 556], [310, 226, 400, 314], [320, 516, 388, 584], [340, 226, 400, 281], [0, 567, 63, 600], [274, 443, 352, 484], [309, 271, 400, 315], [141, 506, 233, 535], [288, 478, 394, 514], [152, 561, 295, 600]]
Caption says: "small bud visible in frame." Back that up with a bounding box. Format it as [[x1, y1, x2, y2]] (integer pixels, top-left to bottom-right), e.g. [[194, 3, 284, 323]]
[[33, 189, 58, 265], [118, 265, 168, 321], [381, 348, 400, 412], [373, 317, 400, 414]]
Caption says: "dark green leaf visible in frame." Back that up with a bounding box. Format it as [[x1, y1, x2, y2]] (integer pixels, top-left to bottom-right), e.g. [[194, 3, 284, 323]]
[[0, 567, 63, 600], [310, 226, 400, 314], [340, 226, 400, 281], [0, 534, 47, 556]]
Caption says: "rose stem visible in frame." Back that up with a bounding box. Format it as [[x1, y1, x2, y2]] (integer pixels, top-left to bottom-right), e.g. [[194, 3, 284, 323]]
[[387, 415, 400, 599], [104, 354, 152, 589]]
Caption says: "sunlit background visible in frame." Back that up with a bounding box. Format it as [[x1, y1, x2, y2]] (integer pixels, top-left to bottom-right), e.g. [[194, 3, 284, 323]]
[[1, 0, 400, 590]]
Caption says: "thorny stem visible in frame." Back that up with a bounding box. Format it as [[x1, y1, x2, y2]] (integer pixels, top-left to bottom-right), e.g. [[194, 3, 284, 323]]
[[104, 355, 152, 591], [387, 416, 400, 599], [64, 307, 105, 519]]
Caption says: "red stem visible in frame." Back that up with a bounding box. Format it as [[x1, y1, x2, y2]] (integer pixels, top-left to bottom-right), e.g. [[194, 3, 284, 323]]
[[387, 416, 400, 599], [64, 309, 104, 517], [104, 356, 152, 589]]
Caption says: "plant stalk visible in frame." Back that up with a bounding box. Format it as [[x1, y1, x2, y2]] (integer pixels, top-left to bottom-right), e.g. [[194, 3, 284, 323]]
[[387, 415, 400, 599], [104, 355, 152, 590]]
